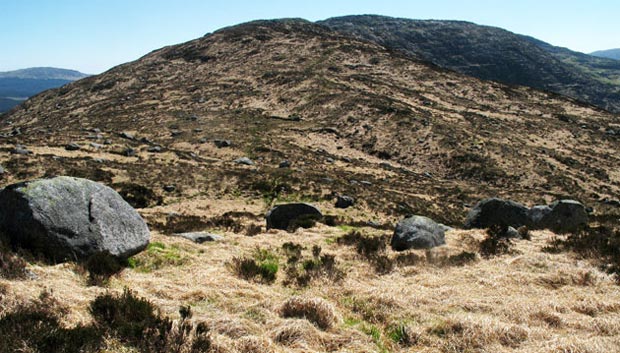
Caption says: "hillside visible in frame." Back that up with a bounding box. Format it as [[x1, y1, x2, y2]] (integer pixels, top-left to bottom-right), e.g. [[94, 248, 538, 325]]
[[320, 15, 620, 113], [591, 48, 620, 60], [0, 67, 89, 113], [1, 19, 620, 353]]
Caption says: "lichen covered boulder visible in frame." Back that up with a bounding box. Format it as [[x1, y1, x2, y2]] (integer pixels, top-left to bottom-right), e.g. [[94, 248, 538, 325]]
[[0, 176, 150, 262], [391, 215, 446, 251]]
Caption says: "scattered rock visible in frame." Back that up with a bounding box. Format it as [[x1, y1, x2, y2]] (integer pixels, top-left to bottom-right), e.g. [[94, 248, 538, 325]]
[[193, 128, 203, 132], [279, 160, 291, 168], [214, 139, 232, 148], [0, 165, 5, 175], [65, 142, 80, 151], [170, 130, 183, 137], [326, 157, 334, 163], [505, 226, 521, 238], [119, 132, 135, 140], [266, 203, 323, 230], [391, 215, 446, 251], [89, 142, 104, 149], [341, 157, 352, 163], [123, 148, 137, 157], [147, 146, 162, 153], [335, 195, 355, 209], [91, 128, 102, 133], [198, 137, 208, 143], [467, 197, 588, 233], [139, 137, 152, 144], [11, 144, 32, 155], [464, 198, 530, 229], [533, 200, 588, 233], [234, 157, 254, 165], [0, 176, 150, 261], [603, 198, 620, 207], [360, 181, 372, 186], [175, 232, 222, 243], [163, 185, 176, 192]]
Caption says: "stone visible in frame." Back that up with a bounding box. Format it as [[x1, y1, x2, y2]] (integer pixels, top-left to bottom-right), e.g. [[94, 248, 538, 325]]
[[175, 232, 222, 243], [89, 142, 104, 149], [0, 165, 5, 175], [123, 147, 136, 157], [464, 198, 529, 229], [266, 203, 323, 230], [391, 215, 446, 251], [279, 160, 291, 168], [0, 176, 150, 262], [147, 146, 162, 153], [11, 144, 31, 155], [170, 130, 183, 137], [214, 139, 232, 148], [65, 143, 80, 151], [335, 195, 355, 209], [119, 132, 135, 140], [234, 157, 254, 165], [163, 185, 176, 192], [533, 200, 588, 233]]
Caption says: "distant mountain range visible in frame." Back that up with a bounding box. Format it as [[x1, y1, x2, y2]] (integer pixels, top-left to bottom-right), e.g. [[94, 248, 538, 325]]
[[320, 15, 620, 113], [591, 48, 620, 60], [0, 67, 89, 113]]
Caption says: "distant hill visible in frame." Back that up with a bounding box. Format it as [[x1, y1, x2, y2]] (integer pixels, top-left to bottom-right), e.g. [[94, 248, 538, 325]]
[[591, 48, 620, 60], [0, 67, 89, 113], [320, 15, 620, 113]]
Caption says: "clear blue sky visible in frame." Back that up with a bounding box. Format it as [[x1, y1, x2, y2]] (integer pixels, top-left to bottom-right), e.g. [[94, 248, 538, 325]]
[[1, 0, 618, 74]]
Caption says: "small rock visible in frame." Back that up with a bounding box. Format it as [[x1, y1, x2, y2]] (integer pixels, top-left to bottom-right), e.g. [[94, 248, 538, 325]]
[[0, 165, 5, 175], [103, 139, 113, 145], [342, 157, 352, 163], [234, 157, 254, 165], [266, 203, 322, 230], [199, 137, 208, 143], [119, 132, 135, 140], [65, 143, 80, 151], [279, 160, 291, 168], [326, 157, 334, 163], [335, 195, 355, 209], [603, 198, 620, 207], [464, 198, 530, 229], [89, 142, 104, 149], [91, 128, 102, 133], [360, 181, 372, 186], [11, 145, 31, 155], [214, 139, 232, 148], [175, 232, 222, 244], [193, 128, 203, 132], [123, 148, 136, 157], [147, 146, 162, 153], [163, 185, 176, 192], [170, 130, 183, 137], [321, 178, 334, 184], [92, 158, 105, 163], [391, 215, 446, 251], [139, 137, 152, 144], [505, 226, 521, 239]]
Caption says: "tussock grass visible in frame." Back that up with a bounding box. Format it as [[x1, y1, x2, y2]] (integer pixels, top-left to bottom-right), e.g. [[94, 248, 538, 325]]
[[280, 296, 340, 330]]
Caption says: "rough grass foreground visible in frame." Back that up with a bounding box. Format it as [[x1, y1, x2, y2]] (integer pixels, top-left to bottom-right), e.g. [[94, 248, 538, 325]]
[[2, 223, 620, 353]]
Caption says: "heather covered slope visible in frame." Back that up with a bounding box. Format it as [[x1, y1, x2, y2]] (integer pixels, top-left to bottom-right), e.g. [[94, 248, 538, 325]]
[[2, 19, 619, 224], [321, 15, 620, 113]]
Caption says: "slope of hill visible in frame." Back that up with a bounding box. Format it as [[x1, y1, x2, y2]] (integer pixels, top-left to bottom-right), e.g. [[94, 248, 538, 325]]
[[1, 19, 620, 352], [320, 15, 620, 113], [591, 48, 620, 60], [0, 67, 89, 113]]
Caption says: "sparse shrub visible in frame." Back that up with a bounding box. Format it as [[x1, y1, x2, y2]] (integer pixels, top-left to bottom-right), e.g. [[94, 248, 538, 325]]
[[84, 251, 127, 285], [245, 224, 262, 236], [280, 296, 339, 330], [90, 288, 211, 352], [0, 241, 29, 280], [113, 182, 162, 208], [480, 224, 516, 258], [337, 230, 394, 273], [281, 242, 343, 287], [387, 322, 417, 346], [0, 291, 102, 353], [545, 225, 620, 281], [229, 248, 279, 284]]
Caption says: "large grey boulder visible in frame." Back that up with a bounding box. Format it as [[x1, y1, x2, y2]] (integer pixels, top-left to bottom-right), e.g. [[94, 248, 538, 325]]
[[464, 198, 529, 229], [391, 215, 446, 251], [0, 176, 150, 262], [532, 200, 588, 233], [266, 203, 322, 230]]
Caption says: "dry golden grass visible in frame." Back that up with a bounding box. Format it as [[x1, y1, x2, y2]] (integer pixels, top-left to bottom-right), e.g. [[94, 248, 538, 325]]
[[2, 204, 620, 352]]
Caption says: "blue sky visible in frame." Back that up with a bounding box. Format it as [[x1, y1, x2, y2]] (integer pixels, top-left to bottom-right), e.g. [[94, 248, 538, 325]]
[[1, 0, 618, 74]]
